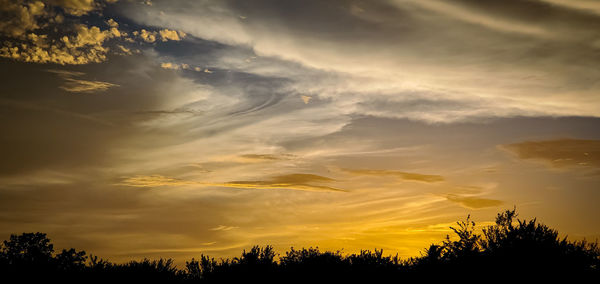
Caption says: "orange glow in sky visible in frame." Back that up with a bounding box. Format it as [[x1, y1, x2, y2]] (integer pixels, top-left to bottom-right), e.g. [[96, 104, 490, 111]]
[[0, 0, 599, 265]]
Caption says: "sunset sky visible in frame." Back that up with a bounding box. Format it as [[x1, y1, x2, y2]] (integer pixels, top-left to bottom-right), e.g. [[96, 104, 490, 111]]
[[1, 0, 599, 264]]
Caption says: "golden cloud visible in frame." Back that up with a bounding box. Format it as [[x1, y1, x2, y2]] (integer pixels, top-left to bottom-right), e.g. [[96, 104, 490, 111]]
[[342, 168, 444, 183], [0, 0, 46, 37], [160, 62, 207, 71], [160, 62, 180, 70], [117, 175, 195, 187], [48, 0, 98, 16], [221, 174, 345, 192], [301, 95, 312, 104], [116, 44, 132, 55], [159, 29, 185, 41], [237, 154, 295, 162], [136, 29, 156, 43], [47, 69, 118, 93], [1, 23, 120, 65], [60, 78, 118, 93], [445, 194, 503, 209], [133, 29, 184, 43], [118, 173, 346, 192], [209, 225, 238, 231], [0, 2, 175, 65]]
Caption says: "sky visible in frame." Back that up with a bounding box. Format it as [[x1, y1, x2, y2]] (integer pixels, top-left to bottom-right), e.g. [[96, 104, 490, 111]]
[[0, 0, 599, 264]]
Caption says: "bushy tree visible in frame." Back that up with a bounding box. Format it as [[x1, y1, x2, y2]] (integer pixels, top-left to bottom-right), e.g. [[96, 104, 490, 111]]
[[479, 208, 600, 272], [1, 232, 54, 266], [55, 248, 87, 271]]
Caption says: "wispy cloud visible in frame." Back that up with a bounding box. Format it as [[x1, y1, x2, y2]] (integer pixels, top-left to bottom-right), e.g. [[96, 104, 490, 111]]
[[60, 78, 119, 93], [117, 175, 196, 187], [47, 69, 118, 93], [342, 168, 444, 183], [118, 174, 346, 192], [237, 154, 296, 162], [214, 173, 346, 192], [209, 225, 238, 231], [395, 0, 551, 37], [445, 194, 503, 209]]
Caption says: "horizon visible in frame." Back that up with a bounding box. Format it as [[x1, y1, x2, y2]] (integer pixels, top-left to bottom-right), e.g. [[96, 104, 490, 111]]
[[1, 0, 599, 266], [0, 207, 589, 268]]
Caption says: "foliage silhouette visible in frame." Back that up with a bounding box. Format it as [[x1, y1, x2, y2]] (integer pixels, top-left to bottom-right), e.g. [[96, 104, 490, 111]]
[[1, 208, 598, 283]]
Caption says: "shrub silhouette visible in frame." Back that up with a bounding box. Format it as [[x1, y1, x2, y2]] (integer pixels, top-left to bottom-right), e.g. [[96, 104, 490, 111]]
[[408, 208, 600, 280], [1, 232, 54, 265], [0, 208, 598, 283], [478, 208, 600, 273], [55, 248, 87, 271]]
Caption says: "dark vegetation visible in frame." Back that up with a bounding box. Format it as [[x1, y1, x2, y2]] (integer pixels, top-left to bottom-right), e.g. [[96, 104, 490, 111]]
[[1, 208, 598, 283]]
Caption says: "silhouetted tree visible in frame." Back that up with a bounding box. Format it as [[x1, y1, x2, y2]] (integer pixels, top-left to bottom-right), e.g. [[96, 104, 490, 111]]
[[478, 208, 600, 274], [1, 232, 54, 265], [0, 208, 598, 283], [55, 248, 87, 271]]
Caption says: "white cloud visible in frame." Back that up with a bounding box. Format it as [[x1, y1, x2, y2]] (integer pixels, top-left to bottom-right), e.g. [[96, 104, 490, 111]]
[[122, 0, 600, 124]]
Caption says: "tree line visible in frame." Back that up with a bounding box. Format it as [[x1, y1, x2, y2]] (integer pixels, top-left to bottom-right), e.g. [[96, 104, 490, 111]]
[[1, 208, 598, 282]]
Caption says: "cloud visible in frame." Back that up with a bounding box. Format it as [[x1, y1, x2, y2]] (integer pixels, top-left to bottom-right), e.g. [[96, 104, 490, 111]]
[[160, 62, 208, 71], [0, 0, 46, 37], [121, 0, 600, 123], [116, 44, 132, 55], [539, 0, 600, 15], [301, 95, 311, 104], [209, 225, 238, 231], [47, 69, 118, 93], [0, 2, 183, 65], [133, 28, 184, 43], [218, 173, 345, 193], [118, 173, 346, 192], [503, 138, 600, 169], [0, 22, 120, 65], [47, 0, 99, 16], [159, 29, 185, 41], [2, 0, 600, 266], [117, 175, 195, 187], [60, 78, 119, 93], [218, 181, 345, 192], [394, 0, 551, 37], [237, 154, 295, 162], [342, 168, 444, 183], [222, 173, 344, 192], [160, 62, 179, 70], [445, 194, 503, 209], [136, 29, 157, 42]]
